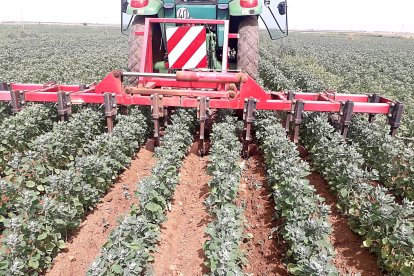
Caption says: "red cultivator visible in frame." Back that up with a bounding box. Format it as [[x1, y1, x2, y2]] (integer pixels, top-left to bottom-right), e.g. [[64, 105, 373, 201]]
[[0, 18, 403, 151]]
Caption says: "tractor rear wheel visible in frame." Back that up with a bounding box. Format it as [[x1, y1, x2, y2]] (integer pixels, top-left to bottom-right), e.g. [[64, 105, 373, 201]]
[[128, 16, 163, 83], [237, 16, 259, 80]]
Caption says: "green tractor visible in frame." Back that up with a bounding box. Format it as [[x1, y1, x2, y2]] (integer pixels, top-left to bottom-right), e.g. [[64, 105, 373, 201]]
[[121, 0, 288, 80]]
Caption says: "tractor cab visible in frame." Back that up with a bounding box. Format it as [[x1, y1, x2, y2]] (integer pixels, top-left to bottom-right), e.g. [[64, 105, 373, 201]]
[[121, 0, 288, 79]]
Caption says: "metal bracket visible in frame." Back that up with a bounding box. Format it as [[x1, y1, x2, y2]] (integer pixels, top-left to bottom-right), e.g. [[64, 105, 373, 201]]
[[243, 98, 257, 142], [163, 107, 170, 127], [243, 98, 257, 157], [104, 92, 117, 133], [368, 94, 380, 123], [291, 100, 304, 144], [285, 91, 295, 132], [197, 97, 210, 155], [79, 84, 89, 91], [57, 91, 72, 122], [10, 90, 25, 113], [151, 94, 164, 146], [388, 102, 404, 137], [339, 100, 354, 138], [0, 82, 9, 91]]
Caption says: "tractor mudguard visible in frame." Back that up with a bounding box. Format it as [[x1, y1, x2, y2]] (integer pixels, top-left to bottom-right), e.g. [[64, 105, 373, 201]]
[[229, 0, 262, 16], [126, 0, 163, 16]]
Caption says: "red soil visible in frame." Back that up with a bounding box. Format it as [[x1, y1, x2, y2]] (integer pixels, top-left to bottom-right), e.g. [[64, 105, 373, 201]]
[[307, 172, 382, 276], [152, 152, 211, 276], [46, 147, 155, 276], [239, 154, 288, 275]]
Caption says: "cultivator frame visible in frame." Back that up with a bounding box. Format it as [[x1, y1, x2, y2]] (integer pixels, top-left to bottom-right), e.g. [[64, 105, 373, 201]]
[[0, 18, 404, 151]]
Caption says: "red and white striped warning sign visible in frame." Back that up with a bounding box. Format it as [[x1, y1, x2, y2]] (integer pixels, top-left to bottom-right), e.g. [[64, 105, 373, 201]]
[[166, 26, 208, 69]]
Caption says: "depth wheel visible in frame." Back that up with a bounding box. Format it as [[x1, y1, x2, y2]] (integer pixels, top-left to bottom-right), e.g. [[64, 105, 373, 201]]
[[237, 16, 259, 80]]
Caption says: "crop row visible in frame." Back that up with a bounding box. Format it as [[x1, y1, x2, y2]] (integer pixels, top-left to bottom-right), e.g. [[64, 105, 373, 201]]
[[255, 111, 338, 275], [348, 117, 414, 201], [301, 114, 414, 275], [0, 109, 148, 275], [1, 109, 104, 222], [0, 105, 56, 173], [88, 109, 195, 275], [203, 116, 245, 274]]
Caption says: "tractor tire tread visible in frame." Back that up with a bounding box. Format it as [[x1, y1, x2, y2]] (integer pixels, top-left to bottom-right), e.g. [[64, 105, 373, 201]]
[[237, 16, 259, 80], [128, 17, 145, 83]]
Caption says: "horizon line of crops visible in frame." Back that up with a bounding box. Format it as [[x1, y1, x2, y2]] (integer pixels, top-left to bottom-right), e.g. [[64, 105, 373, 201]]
[[255, 111, 338, 275], [0, 105, 57, 174], [203, 115, 245, 274], [0, 109, 148, 275], [300, 114, 414, 275], [88, 109, 195, 275], [348, 117, 414, 201], [0, 109, 105, 225]]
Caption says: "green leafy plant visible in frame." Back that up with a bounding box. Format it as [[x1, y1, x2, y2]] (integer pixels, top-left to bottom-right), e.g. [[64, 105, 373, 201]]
[[255, 111, 338, 275], [0, 109, 148, 275], [203, 116, 245, 275], [0, 105, 56, 173], [301, 113, 414, 275], [348, 117, 414, 201], [88, 109, 195, 275]]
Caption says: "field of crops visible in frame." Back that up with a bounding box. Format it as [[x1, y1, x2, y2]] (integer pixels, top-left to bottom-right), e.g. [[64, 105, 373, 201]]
[[0, 24, 413, 276]]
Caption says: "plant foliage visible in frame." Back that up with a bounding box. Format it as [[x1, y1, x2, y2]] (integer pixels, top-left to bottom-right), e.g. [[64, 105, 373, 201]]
[[88, 109, 195, 275], [255, 111, 338, 275], [203, 116, 245, 275], [300, 114, 414, 275], [0, 109, 148, 275], [348, 117, 414, 201]]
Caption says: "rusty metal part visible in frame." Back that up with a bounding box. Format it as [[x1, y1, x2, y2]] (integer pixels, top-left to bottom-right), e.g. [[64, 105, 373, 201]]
[[339, 100, 354, 138], [291, 100, 304, 144], [197, 97, 210, 156], [125, 86, 229, 99], [243, 98, 257, 156], [285, 91, 295, 132], [10, 90, 25, 113], [151, 94, 164, 146], [57, 91, 72, 122], [104, 93, 117, 133], [368, 94, 380, 123], [388, 102, 404, 137]]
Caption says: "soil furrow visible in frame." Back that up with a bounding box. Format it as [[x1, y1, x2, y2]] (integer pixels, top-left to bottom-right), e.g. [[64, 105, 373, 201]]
[[307, 172, 382, 276], [152, 152, 211, 276], [46, 147, 155, 276], [240, 154, 288, 275]]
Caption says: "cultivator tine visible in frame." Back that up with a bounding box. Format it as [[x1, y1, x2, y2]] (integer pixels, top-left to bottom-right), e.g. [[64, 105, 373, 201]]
[[243, 98, 257, 156], [197, 97, 210, 156], [388, 102, 404, 137], [368, 94, 380, 123], [104, 93, 117, 133], [340, 101, 354, 138], [151, 94, 164, 147], [285, 91, 295, 132], [57, 91, 72, 122], [291, 100, 304, 144], [10, 90, 25, 113], [163, 107, 169, 127]]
